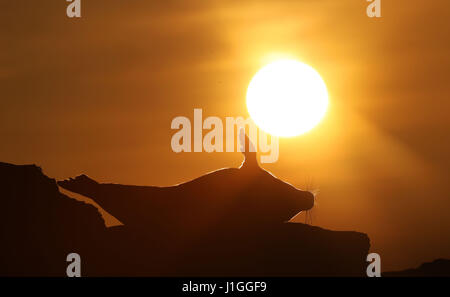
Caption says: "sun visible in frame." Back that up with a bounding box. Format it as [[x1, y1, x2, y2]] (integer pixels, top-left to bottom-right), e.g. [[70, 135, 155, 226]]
[[246, 59, 329, 137]]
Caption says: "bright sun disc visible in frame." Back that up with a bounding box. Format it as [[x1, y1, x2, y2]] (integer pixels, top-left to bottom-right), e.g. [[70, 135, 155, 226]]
[[246, 59, 328, 137]]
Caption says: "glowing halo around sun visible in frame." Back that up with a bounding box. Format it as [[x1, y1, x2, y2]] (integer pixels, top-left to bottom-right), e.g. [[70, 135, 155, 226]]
[[246, 59, 329, 137]]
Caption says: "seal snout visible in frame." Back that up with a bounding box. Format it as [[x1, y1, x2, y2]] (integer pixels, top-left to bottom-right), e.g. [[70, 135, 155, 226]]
[[301, 191, 315, 211]]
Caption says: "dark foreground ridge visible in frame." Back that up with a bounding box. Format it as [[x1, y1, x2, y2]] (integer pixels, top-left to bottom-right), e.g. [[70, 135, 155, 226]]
[[3, 156, 449, 277]]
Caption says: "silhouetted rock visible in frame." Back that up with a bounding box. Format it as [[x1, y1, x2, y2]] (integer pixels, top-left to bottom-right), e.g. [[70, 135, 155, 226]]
[[384, 259, 450, 277], [0, 162, 107, 276]]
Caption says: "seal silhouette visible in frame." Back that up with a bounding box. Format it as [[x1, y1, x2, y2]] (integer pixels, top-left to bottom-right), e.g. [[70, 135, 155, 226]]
[[58, 132, 314, 232]]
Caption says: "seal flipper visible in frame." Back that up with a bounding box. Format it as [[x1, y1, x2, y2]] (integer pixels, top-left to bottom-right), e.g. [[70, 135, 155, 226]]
[[58, 176, 158, 226], [238, 129, 259, 170]]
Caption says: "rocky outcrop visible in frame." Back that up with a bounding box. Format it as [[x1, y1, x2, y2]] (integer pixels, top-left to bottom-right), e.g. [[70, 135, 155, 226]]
[[384, 259, 450, 277], [0, 161, 370, 276]]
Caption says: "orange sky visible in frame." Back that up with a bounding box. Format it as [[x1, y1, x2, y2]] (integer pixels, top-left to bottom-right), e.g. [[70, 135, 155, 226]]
[[1, 0, 450, 271]]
